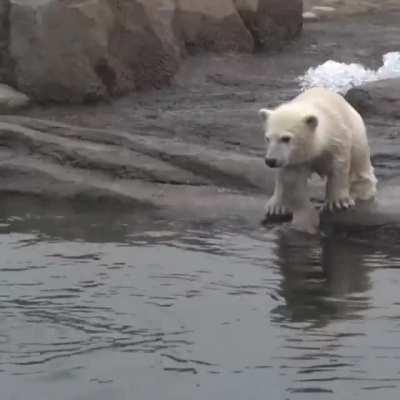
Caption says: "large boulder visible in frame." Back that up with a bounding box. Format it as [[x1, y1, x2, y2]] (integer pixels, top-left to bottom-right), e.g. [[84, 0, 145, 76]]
[[175, 0, 254, 52], [345, 78, 400, 119], [8, 0, 182, 103], [0, 0, 303, 103], [107, 0, 182, 90], [234, 0, 303, 48]]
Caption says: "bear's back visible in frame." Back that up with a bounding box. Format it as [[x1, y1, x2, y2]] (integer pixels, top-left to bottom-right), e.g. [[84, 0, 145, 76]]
[[293, 87, 365, 139]]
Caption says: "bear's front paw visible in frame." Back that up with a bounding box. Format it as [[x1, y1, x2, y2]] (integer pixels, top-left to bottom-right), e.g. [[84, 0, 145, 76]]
[[265, 197, 290, 216], [324, 196, 355, 212]]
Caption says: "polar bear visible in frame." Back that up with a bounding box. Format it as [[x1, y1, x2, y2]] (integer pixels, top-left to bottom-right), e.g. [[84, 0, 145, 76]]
[[259, 87, 377, 221]]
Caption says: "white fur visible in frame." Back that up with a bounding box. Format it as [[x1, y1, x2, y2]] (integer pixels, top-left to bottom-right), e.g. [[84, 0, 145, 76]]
[[260, 87, 377, 220]]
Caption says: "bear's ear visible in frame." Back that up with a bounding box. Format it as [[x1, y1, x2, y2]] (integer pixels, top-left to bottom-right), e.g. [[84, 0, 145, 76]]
[[304, 115, 318, 130], [258, 108, 272, 123]]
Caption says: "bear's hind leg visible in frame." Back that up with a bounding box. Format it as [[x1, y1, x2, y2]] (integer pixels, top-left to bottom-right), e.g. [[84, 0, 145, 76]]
[[350, 168, 377, 202]]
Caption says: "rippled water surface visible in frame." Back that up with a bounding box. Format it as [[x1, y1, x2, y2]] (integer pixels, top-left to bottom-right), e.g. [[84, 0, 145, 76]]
[[2, 201, 400, 400]]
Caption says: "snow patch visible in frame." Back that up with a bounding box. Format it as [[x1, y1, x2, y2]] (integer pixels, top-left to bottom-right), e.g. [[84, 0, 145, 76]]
[[299, 52, 400, 94]]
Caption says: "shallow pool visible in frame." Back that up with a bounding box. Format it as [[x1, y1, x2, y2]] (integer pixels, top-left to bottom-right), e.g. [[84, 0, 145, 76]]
[[1, 201, 400, 400]]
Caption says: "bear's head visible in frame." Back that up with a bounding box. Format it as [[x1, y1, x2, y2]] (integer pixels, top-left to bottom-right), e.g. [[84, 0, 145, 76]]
[[259, 103, 319, 168]]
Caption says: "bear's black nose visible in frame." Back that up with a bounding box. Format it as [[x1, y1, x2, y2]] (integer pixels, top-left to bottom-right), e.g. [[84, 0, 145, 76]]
[[265, 158, 278, 168]]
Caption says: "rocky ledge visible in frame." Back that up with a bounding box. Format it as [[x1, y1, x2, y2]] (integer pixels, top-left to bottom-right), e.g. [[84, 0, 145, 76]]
[[0, 0, 302, 104], [0, 115, 273, 217], [345, 78, 400, 119], [1, 113, 400, 231]]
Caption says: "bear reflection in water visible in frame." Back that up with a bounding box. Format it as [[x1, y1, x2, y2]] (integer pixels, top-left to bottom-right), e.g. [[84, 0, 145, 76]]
[[270, 228, 371, 327]]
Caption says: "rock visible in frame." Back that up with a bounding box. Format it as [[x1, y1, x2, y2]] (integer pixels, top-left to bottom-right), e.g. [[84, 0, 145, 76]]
[[233, 0, 303, 49], [0, 83, 29, 112], [0, 116, 273, 208], [0, 115, 400, 231], [175, 0, 254, 52], [345, 78, 400, 118], [0, 0, 14, 84], [311, 5, 336, 13], [8, 0, 182, 103], [308, 5, 336, 20], [304, 0, 400, 18], [0, 0, 304, 102], [303, 11, 319, 21], [107, 0, 182, 90]]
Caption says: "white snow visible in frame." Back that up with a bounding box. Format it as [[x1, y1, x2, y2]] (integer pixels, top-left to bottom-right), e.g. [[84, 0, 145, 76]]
[[299, 52, 400, 94]]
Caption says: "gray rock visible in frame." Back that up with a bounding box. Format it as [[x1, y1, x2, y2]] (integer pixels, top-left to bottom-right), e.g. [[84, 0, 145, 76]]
[[302, 11, 319, 21], [345, 78, 400, 118], [234, 0, 303, 49], [0, 116, 274, 209], [0, 0, 13, 84], [8, 0, 182, 103], [175, 0, 254, 52], [0, 0, 304, 102], [0, 83, 29, 111]]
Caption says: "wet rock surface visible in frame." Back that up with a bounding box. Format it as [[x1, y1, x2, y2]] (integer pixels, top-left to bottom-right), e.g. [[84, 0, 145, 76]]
[[0, 115, 271, 215], [345, 78, 400, 119], [304, 0, 400, 19], [0, 11, 399, 228]]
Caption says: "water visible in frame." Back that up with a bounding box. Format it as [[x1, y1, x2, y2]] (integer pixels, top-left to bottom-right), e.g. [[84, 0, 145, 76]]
[[1, 200, 400, 399]]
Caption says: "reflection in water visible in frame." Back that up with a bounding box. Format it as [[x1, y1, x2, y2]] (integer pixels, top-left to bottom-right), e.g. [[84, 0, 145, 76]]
[[1, 200, 400, 399], [271, 227, 400, 397], [273, 231, 371, 326]]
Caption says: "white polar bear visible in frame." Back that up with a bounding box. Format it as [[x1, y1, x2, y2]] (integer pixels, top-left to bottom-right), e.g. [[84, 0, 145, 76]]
[[259, 87, 377, 221]]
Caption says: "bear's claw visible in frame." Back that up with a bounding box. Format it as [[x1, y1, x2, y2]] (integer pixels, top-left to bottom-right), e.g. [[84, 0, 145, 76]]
[[323, 197, 355, 212], [265, 199, 290, 216]]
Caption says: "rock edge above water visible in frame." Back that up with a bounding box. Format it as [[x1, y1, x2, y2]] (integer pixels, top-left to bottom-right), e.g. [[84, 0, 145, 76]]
[[0, 115, 399, 229]]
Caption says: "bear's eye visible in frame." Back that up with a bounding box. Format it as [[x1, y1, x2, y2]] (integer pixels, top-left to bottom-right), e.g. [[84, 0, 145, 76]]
[[281, 136, 291, 143], [265, 136, 270, 143]]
